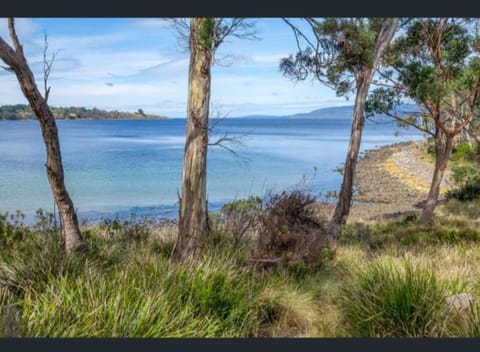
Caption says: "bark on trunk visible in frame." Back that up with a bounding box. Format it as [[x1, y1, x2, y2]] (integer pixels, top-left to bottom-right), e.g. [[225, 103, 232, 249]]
[[326, 79, 370, 240], [174, 18, 213, 263], [0, 24, 82, 253], [418, 134, 454, 225], [326, 18, 399, 242]]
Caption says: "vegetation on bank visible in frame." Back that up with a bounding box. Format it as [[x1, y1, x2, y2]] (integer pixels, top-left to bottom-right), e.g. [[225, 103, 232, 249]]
[[0, 104, 168, 121], [1, 183, 480, 337], [446, 141, 480, 201]]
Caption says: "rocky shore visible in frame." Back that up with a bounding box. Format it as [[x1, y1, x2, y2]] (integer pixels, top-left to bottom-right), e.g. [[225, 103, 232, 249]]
[[312, 140, 453, 223], [349, 140, 452, 222]]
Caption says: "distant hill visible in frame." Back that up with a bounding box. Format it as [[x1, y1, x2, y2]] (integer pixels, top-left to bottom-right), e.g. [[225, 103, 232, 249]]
[[238, 104, 421, 120], [0, 104, 168, 120], [236, 106, 354, 119], [288, 105, 354, 119]]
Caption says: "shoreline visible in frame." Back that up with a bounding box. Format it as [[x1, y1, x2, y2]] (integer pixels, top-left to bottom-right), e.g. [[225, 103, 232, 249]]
[[350, 139, 452, 222], [313, 139, 453, 223]]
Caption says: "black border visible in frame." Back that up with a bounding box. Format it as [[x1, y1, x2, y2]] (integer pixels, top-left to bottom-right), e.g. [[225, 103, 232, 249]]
[[1, 0, 480, 17], [2, 0, 480, 351], [1, 338, 480, 352]]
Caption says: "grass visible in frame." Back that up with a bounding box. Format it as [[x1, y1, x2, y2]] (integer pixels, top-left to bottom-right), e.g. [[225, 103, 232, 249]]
[[339, 258, 448, 337], [1, 198, 480, 337]]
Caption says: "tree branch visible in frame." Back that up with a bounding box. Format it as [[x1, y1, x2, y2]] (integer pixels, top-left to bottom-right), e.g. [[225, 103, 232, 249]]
[[42, 33, 62, 102], [8, 18, 24, 57]]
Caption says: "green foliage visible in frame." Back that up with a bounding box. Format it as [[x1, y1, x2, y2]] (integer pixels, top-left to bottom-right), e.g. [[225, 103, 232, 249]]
[[340, 258, 448, 337], [197, 18, 215, 48], [221, 196, 262, 214], [0, 212, 29, 250], [451, 142, 478, 162], [367, 19, 480, 136], [447, 142, 480, 201], [281, 18, 393, 97], [446, 182, 480, 201], [98, 214, 152, 246], [341, 216, 480, 248]]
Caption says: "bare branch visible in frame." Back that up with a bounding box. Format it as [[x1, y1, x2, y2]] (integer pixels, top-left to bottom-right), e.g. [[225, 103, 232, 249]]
[[207, 105, 249, 163], [282, 18, 319, 55], [1, 65, 14, 73], [166, 18, 190, 52], [42, 33, 62, 102], [169, 17, 259, 64], [212, 18, 259, 51]]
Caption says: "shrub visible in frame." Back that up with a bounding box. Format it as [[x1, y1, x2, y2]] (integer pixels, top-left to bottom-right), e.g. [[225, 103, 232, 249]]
[[0, 212, 29, 250], [446, 182, 480, 201], [340, 258, 448, 337], [218, 196, 262, 248], [451, 142, 478, 162], [98, 213, 152, 245], [254, 189, 328, 266]]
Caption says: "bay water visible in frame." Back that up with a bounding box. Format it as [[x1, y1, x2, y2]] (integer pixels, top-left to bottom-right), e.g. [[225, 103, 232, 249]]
[[0, 117, 422, 222]]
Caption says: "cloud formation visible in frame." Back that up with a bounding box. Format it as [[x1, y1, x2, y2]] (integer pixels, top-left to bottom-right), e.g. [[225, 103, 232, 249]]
[[0, 18, 346, 117]]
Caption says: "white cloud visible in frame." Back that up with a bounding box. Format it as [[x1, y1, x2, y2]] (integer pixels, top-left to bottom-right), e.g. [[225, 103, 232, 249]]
[[132, 18, 171, 29], [0, 18, 38, 40], [251, 53, 286, 64], [0, 18, 347, 117]]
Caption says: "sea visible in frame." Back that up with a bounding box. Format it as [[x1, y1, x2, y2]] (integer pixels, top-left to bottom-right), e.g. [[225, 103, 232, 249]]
[[0, 117, 423, 223]]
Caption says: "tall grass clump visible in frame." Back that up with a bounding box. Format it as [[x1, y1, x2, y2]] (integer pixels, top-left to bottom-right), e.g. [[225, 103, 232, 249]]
[[12, 247, 320, 337], [15, 251, 274, 337], [340, 258, 448, 337], [0, 229, 126, 300]]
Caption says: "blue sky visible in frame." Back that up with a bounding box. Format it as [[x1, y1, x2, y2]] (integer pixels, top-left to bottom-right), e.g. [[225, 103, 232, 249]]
[[0, 18, 348, 117]]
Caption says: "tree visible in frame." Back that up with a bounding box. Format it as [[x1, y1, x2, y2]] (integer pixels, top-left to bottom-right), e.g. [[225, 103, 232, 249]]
[[173, 18, 257, 263], [281, 18, 400, 241], [0, 18, 83, 252], [367, 18, 480, 224]]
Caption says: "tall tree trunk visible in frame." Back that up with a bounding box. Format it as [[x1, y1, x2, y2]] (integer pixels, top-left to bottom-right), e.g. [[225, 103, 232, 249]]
[[326, 78, 370, 240], [0, 20, 82, 253], [174, 18, 213, 263], [326, 18, 399, 242], [418, 133, 454, 225]]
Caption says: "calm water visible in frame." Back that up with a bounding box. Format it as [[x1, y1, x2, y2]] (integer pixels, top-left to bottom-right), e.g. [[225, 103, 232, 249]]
[[0, 117, 422, 222]]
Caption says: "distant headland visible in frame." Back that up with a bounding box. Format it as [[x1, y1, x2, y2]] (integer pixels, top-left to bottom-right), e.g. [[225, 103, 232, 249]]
[[0, 104, 168, 120]]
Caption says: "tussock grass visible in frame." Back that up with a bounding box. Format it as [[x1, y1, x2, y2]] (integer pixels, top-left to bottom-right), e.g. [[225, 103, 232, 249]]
[[340, 258, 448, 337]]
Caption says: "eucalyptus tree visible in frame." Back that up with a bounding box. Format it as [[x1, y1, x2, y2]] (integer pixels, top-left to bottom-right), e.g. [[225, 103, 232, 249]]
[[367, 18, 480, 224], [281, 17, 400, 241], [173, 18, 257, 263], [0, 18, 83, 252]]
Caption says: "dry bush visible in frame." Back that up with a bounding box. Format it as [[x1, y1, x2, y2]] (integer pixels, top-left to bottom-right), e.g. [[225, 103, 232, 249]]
[[252, 189, 328, 267]]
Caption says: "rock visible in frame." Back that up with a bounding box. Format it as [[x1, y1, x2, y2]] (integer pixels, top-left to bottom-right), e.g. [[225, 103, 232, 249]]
[[445, 293, 474, 325]]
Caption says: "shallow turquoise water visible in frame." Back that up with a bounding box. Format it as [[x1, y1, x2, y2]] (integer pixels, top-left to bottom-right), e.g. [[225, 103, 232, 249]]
[[0, 117, 422, 221]]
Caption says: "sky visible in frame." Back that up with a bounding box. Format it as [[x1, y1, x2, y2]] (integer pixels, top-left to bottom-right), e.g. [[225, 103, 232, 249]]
[[0, 18, 349, 118]]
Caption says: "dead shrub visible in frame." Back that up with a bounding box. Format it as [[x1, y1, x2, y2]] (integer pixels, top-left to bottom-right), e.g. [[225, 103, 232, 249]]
[[252, 189, 328, 267]]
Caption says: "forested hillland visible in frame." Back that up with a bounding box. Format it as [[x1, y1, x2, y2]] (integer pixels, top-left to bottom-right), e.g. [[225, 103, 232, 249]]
[[0, 104, 168, 120]]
